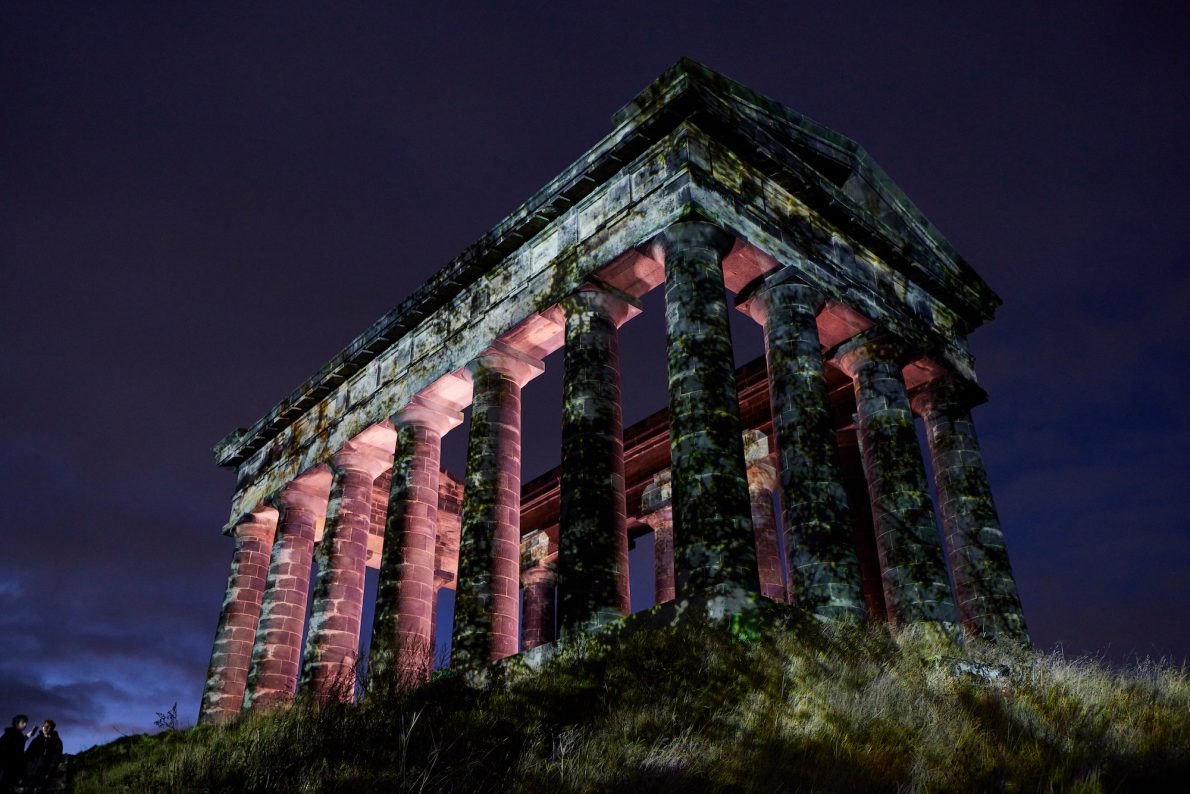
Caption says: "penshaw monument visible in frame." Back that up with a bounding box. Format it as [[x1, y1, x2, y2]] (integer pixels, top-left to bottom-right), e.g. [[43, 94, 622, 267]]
[[198, 59, 1028, 724]]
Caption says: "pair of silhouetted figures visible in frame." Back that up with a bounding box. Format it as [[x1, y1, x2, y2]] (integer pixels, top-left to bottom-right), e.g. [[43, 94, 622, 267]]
[[0, 716, 62, 793]]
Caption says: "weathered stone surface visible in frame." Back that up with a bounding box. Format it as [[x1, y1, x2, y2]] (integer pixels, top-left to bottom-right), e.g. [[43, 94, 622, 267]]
[[452, 350, 540, 667], [913, 379, 1028, 643], [300, 443, 390, 700], [369, 404, 459, 687], [656, 221, 758, 617], [557, 287, 632, 634], [198, 508, 277, 724], [739, 273, 866, 620], [243, 472, 331, 710], [640, 471, 675, 605], [832, 331, 958, 631]]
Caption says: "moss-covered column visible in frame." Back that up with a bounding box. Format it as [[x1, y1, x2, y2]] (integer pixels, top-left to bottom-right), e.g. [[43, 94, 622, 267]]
[[641, 471, 675, 605], [739, 275, 866, 619], [912, 378, 1029, 643], [198, 507, 278, 724], [745, 453, 786, 602], [243, 471, 331, 711], [369, 401, 460, 687], [453, 347, 542, 668], [300, 444, 389, 700], [557, 286, 633, 635], [655, 222, 757, 618], [832, 331, 959, 631]]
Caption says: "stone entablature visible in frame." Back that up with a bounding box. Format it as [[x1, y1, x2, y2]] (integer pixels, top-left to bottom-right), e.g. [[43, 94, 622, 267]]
[[199, 59, 1026, 724]]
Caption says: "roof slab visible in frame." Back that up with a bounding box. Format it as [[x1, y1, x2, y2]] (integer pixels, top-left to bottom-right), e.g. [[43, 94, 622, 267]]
[[214, 58, 1001, 530]]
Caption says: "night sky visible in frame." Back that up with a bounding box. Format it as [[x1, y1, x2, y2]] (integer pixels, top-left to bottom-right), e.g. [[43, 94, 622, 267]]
[[3, 2, 1187, 754]]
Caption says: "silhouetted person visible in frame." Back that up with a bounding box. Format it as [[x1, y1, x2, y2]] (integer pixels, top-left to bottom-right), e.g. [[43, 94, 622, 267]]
[[22, 721, 62, 793], [0, 715, 33, 791]]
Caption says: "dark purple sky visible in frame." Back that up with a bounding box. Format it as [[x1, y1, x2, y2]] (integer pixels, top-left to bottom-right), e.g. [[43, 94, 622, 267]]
[[2, 2, 1187, 753]]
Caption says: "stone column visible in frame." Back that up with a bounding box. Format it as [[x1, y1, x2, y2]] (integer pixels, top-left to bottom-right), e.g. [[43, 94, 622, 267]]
[[521, 561, 558, 651], [198, 507, 278, 724], [299, 442, 390, 700], [369, 400, 461, 688], [557, 286, 633, 634], [243, 471, 331, 711], [912, 378, 1028, 643], [832, 331, 959, 630], [453, 346, 542, 667], [743, 433, 785, 602], [739, 274, 866, 619], [654, 221, 756, 616], [641, 470, 675, 605]]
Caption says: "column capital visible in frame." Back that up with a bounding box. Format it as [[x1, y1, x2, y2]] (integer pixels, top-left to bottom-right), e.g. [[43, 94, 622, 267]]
[[521, 561, 557, 587], [269, 468, 332, 515], [909, 374, 988, 416], [640, 469, 672, 515], [331, 441, 391, 480], [559, 284, 639, 328], [466, 341, 544, 387], [649, 221, 735, 263], [233, 507, 279, 541], [735, 269, 825, 325], [829, 328, 913, 377], [392, 394, 464, 436]]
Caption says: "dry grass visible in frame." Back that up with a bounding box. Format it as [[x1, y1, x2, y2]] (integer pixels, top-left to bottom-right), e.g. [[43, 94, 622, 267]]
[[71, 617, 1190, 792]]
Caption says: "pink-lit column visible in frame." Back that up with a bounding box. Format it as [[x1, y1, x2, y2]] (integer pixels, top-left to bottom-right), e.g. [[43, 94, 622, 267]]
[[198, 507, 278, 724], [641, 470, 675, 605], [746, 454, 786, 602], [369, 399, 461, 687], [521, 560, 558, 651], [452, 346, 542, 668], [242, 470, 331, 711], [299, 442, 390, 701]]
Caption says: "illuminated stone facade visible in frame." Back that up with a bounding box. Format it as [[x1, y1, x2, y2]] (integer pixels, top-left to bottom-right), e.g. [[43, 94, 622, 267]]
[[199, 59, 1027, 723]]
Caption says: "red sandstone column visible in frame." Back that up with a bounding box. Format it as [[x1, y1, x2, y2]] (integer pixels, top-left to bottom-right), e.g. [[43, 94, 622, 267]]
[[299, 441, 390, 701], [242, 471, 331, 711], [369, 399, 460, 688], [198, 507, 278, 724], [641, 471, 675, 605], [453, 345, 542, 668], [521, 561, 558, 651], [746, 451, 786, 602]]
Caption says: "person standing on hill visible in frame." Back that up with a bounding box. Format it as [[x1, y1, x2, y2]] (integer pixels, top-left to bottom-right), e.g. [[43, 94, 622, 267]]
[[22, 720, 62, 793], [0, 715, 33, 791]]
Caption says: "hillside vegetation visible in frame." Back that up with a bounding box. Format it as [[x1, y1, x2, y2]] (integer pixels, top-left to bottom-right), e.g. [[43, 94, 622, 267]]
[[72, 617, 1189, 792]]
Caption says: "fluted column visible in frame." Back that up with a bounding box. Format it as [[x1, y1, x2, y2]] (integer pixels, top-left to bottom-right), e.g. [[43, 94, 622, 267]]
[[300, 443, 390, 700], [832, 331, 959, 630], [453, 346, 542, 667], [243, 471, 331, 710], [912, 378, 1028, 643], [654, 221, 756, 616], [743, 434, 785, 602], [641, 470, 675, 605], [198, 507, 278, 724], [739, 274, 866, 619], [369, 400, 461, 687], [521, 561, 558, 650], [558, 286, 633, 634]]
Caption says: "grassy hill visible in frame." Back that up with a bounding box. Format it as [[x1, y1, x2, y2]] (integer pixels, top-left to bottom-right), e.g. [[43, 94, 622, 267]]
[[71, 617, 1189, 792]]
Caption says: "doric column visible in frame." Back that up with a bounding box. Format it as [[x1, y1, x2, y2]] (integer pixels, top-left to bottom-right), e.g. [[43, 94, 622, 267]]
[[369, 399, 461, 688], [521, 560, 558, 651], [832, 331, 959, 630], [557, 286, 633, 634], [654, 221, 756, 615], [743, 431, 785, 602], [641, 470, 675, 605], [300, 441, 390, 700], [243, 471, 331, 710], [738, 274, 866, 619], [912, 377, 1028, 643], [198, 507, 278, 724], [453, 345, 543, 667]]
